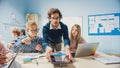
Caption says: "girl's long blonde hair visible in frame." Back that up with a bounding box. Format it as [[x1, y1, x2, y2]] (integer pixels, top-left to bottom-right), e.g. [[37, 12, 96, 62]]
[[70, 24, 82, 46]]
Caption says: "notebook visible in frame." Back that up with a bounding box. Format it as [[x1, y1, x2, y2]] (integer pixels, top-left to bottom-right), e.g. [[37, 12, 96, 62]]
[[93, 55, 120, 64], [75, 42, 99, 57]]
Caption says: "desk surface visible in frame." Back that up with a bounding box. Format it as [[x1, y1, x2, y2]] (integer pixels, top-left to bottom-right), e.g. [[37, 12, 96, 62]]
[[15, 53, 120, 68]]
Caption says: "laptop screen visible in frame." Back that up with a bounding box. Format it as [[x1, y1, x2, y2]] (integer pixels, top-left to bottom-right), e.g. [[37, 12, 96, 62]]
[[75, 42, 99, 57]]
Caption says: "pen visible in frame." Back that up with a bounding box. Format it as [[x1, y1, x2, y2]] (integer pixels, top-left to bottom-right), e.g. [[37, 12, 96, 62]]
[[36, 58, 38, 66]]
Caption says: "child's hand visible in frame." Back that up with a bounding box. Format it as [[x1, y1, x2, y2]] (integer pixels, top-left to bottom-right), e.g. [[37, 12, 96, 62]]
[[35, 44, 42, 51], [7, 43, 13, 49], [0, 54, 7, 64], [21, 37, 31, 45]]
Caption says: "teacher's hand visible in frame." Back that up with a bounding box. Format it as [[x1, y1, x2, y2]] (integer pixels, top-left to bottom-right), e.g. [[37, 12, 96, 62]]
[[46, 46, 53, 62], [65, 46, 73, 61]]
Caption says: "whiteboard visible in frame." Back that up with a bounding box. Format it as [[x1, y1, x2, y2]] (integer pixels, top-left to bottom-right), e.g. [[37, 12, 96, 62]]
[[41, 16, 83, 35]]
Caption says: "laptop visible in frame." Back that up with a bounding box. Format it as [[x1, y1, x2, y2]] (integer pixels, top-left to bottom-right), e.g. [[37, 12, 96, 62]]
[[75, 42, 99, 57], [2, 53, 18, 68], [3, 48, 21, 68]]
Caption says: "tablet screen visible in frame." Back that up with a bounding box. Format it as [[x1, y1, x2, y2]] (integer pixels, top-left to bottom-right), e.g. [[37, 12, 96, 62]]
[[50, 52, 72, 64]]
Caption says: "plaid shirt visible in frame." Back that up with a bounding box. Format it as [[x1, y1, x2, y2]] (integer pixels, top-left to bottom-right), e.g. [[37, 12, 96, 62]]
[[12, 36, 44, 53]]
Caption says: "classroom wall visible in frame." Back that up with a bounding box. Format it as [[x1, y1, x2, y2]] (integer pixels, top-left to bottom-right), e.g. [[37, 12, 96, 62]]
[[0, 0, 27, 42], [26, 0, 120, 54], [0, 0, 120, 54]]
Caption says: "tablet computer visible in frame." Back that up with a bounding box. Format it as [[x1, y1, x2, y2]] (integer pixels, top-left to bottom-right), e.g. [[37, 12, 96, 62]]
[[50, 51, 72, 64]]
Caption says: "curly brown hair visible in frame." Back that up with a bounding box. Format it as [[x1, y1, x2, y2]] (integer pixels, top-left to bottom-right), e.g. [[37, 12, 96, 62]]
[[47, 8, 62, 19]]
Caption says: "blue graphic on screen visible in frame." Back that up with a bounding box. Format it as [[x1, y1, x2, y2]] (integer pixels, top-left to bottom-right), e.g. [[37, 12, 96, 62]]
[[88, 13, 120, 35]]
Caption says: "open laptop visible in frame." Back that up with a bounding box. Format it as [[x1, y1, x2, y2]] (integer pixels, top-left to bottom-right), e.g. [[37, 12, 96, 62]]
[[75, 42, 99, 57], [2, 53, 18, 68], [3, 48, 21, 68]]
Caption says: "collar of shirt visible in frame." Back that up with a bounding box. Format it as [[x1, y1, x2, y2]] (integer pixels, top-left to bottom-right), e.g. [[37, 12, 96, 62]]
[[50, 23, 61, 30]]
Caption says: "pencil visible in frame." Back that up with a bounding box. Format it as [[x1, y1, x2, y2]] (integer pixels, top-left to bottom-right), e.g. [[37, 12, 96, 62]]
[[36, 58, 38, 66]]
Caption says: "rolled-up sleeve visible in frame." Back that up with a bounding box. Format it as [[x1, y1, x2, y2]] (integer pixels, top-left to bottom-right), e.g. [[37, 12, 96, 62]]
[[42, 26, 49, 50], [63, 25, 70, 46]]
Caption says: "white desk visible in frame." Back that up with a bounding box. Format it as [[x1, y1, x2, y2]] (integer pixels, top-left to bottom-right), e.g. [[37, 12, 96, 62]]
[[14, 53, 120, 68]]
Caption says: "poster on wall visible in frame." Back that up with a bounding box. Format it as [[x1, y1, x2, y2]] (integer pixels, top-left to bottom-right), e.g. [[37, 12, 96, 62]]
[[88, 13, 120, 35]]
